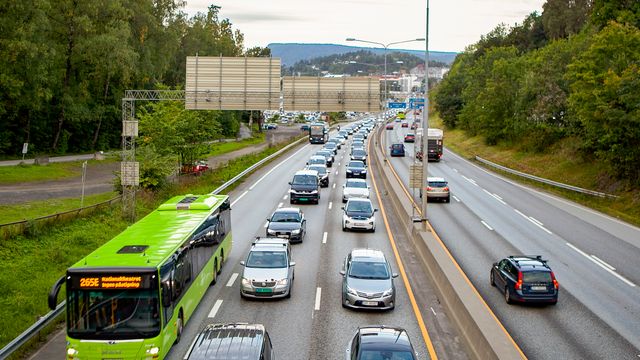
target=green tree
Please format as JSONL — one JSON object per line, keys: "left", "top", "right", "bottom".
{"left": 567, "top": 22, "right": 640, "bottom": 181}
{"left": 542, "top": 0, "right": 593, "bottom": 39}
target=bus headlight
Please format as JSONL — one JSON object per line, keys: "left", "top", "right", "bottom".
{"left": 146, "top": 346, "right": 160, "bottom": 359}
{"left": 67, "top": 348, "right": 78, "bottom": 359}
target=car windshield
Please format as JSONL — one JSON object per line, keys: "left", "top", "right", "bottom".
{"left": 316, "top": 151, "right": 330, "bottom": 157}
{"left": 325, "top": 143, "right": 336, "bottom": 148}
{"left": 353, "top": 150, "right": 366, "bottom": 157}
{"left": 246, "top": 251, "right": 288, "bottom": 268}
{"left": 392, "top": 144, "right": 404, "bottom": 150}
{"left": 271, "top": 212, "right": 301, "bottom": 222}
{"left": 428, "top": 181, "right": 447, "bottom": 188}
{"left": 523, "top": 271, "right": 552, "bottom": 283}
{"left": 347, "top": 200, "right": 372, "bottom": 213}
{"left": 348, "top": 161, "right": 365, "bottom": 168}
{"left": 309, "top": 166, "right": 327, "bottom": 175}
{"left": 346, "top": 181, "right": 367, "bottom": 189}
{"left": 349, "top": 261, "right": 389, "bottom": 280}
{"left": 309, "top": 158, "right": 325, "bottom": 164}
{"left": 359, "top": 350, "right": 415, "bottom": 360}
{"left": 293, "top": 174, "right": 317, "bottom": 185}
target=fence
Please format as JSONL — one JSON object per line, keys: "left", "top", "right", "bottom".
{"left": 475, "top": 156, "right": 618, "bottom": 199}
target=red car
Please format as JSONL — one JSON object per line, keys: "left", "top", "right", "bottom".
{"left": 401, "top": 122, "right": 409, "bottom": 128}
{"left": 181, "top": 160, "right": 209, "bottom": 175}
{"left": 385, "top": 124, "right": 394, "bottom": 130}
{"left": 404, "top": 133, "right": 415, "bottom": 143}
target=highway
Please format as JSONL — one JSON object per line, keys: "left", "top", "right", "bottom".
{"left": 162, "top": 125, "right": 469, "bottom": 359}
{"left": 383, "top": 114, "right": 640, "bottom": 359}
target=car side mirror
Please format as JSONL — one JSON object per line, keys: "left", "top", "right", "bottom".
{"left": 374, "top": 209, "right": 378, "bottom": 212}
{"left": 266, "top": 218, "right": 270, "bottom": 222}
{"left": 367, "top": 186, "right": 371, "bottom": 189}
{"left": 339, "top": 270, "right": 346, "bottom": 276}
{"left": 288, "top": 182, "right": 292, "bottom": 185}
{"left": 289, "top": 262, "right": 296, "bottom": 267}
{"left": 341, "top": 206, "right": 345, "bottom": 210}
{"left": 342, "top": 184, "right": 346, "bottom": 188}
{"left": 392, "top": 273, "right": 399, "bottom": 278}
{"left": 240, "top": 260, "right": 245, "bottom": 266}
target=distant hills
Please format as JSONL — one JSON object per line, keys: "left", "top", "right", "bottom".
{"left": 268, "top": 43, "right": 458, "bottom": 66}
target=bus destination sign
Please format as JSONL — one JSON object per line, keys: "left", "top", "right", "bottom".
{"left": 73, "top": 275, "right": 150, "bottom": 290}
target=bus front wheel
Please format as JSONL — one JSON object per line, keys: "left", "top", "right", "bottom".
{"left": 175, "top": 311, "right": 184, "bottom": 344}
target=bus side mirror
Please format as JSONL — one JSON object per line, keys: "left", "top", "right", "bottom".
{"left": 161, "top": 282, "right": 172, "bottom": 308}
{"left": 48, "top": 275, "right": 66, "bottom": 310}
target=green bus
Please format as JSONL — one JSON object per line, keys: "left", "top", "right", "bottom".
{"left": 48, "top": 194, "right": 232, "bottom": 360}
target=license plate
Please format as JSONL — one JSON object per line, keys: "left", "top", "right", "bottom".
{"left": 256, "top": 288, "right": 272, "bottom": 293}
{"left": 277, "top": 234, "right": 289, "bottom": 238}
{"left": 362, "top": 301, "right": 378, "bottom": 306}
{"left": 531, "top": 286, "right": 547, "bottom": 291}
{"left": 299, "top": 198, "right": 307, "bottom": 201}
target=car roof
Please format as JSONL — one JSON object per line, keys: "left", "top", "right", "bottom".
{"left": 309, "top": 155, "right": 325, "bottom": 160}
{"left": 272, "top": 207, "right": 301, "bottom": 214}
{"left": 350, "top": 248, "right": 386, "bottom": 262}
{"left": 345, "top": 178, "right": 367, "bottom": 184}
{"left": 347, "top": 160, "right": 365, "bottom": 165}
{"left": 508, "top": 256, "right": 551, "bottom": 271}
{"left": 427, "top": 177, "right": 446, "bottom": 182}
{"left": 347, "top": 198, "right": 371, "bottom": 205}
{"left": 187, "top": 323, "right": 266, "bottom": 360}
{"left": 357, "top": 326, "right": 413, "bottom": 351}
{"left": 295, "top": 169, "right": 318, "bottom": 176}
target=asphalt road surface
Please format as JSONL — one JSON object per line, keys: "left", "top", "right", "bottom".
{"left": 383, "top": 115, "right": 640, "bottom": 360}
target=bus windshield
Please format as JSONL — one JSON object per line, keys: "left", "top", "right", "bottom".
{"left": 67, "top": 289, "right": 161, "bottom": 340}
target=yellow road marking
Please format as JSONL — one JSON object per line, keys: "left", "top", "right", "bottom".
{"left": 369, "top": 136, "right": 439, "bottom": 360}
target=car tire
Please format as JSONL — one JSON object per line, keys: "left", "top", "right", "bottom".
{"left": 342, "top": 223, "right": 347, "bottom": 232}
{"left": 505, "top": 287, "right": 513, "bottom": 304}
{"left": 490, "top": 271, "right": 496, "bottom": 287}
{"left": 290, "top": 199, "right": 295, "bottom": 205}
{"left": 550, "top": 299, "right": 558, "bottom": 306}
{"left": 445, "top": 195, "right": 450, "bottom": 203}
{"left": 285, "top": 283, "right": 292, "bottom": 299}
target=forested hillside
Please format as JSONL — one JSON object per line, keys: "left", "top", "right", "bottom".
{"left": 433, "top": 0, "right": 640, "bottom": 184}
{"left": 0, "top": 2, "right": 268, "bottom": 157}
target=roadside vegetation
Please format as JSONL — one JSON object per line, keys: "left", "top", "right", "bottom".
{"left": 205, "top": 133, "right": 266, "bottom": 158}
{"left": 432, "top": 114, "right": 640, "bottom": 227}
{"left": 0, "top": 140, "right": 296, "bottom": 354}
{"left": 0, "top": 159, "right": 116, "bottom": 185}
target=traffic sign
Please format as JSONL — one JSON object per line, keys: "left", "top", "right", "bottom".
{"left": 388, "top": 102, "right": 406, "bottom": 109}
{"left": 409, "top": 98, "right": 425, "bottom": 109}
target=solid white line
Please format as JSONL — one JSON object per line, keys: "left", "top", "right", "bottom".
{"left": 231, "top": 191, "right": 249, "bottom": 207}
{"left": 491, "top": 193, "right": 507, "bottom": 205}
{"left": 430, "top": 307, "right": 436, "bottom": 316}
{"left": 249, "top": 144, "right": 309, "bottom": 190}
{"left": 328, "top": 201, "right": 333, "bottom": 210}
{"left": 226, "top": 273, "right": 239, "bottom": 287}
{"left": 208, "top": 299, "right": 223, "bottom": 318}
{"left": 452, "top": 195, "right": 460, "bottom": 202}
{"left": 333, "top": 183, "right": 336, "bottom": 189}
{"left": 591, "top": 255, "right": 616, "bottom": 271}
{"left": 322, "top": 232, "right": 328, "bottom": 244}
{"left": 283, "top": 195, "right": 288, "bottom": 200}
{"left": 278, "top": 202, "right": 283, "bottom": 208}
{"left": 314, "top": 287, "right": 322, "bottom": 310}
{"left": 482, "top": 189, "right": 493, "bottom": 196}
{"left": 462, "top": 175, "right": 478, "bottom": 186}
{"left": 492, "top": 193, "right": 503, "bottom": 200}
{"left": 453, "top": 168, "right": 458, "bottom": 172}
{"left": 566, "top": 242, "right": 636, "bottom": 287}
{"left": 264, "top": 221, "right": 269, "bottom": 228}
{"left": 514, "top": 209, "right": 528, "bottom": 219}
{"left": 529, "top": 216, "right": 544, "bottom": 226}
{"left": 481, "top": 220, "right": 494, "bottom": 231}
{"left": 515, "top": 209, "right": 552, "bottom": 234}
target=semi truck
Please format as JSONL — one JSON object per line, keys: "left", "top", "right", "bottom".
{"left": 416, "top": 128, "right": 443, "bottom": 162}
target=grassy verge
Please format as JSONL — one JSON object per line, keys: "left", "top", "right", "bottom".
{"left": 432, "top": 115, "right": 640, "bottom": 226}
{"left": 205, "top": 133, "right": 266, "bottom": 158}
{"left": 0, "top": 192, "right": 118, "bottom": 225}
{"left": 0, "top": 138, "right": 302, "bottom": 357}
{"left": 0, "top": 159, "right": 117, "bottom": 185}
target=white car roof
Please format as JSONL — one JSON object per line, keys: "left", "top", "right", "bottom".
{"left": 427, "top": 177, "right": 446, "bottom": 182}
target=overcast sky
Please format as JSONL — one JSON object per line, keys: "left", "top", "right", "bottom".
{"left": 183, "top": 0, "right": 546, "bottom": 53}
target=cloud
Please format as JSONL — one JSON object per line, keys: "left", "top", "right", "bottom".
{"left": 225, "top": 12, "right": 307, "bottom": 23}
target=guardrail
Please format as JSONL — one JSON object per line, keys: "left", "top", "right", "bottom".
{"left": 0, "top": 196, "right": 122, "bottom": 240}
{"left": 475, "top": 156, "right": 618, "bottom": 199}
{"left": 0, "top": 136, "right": 308, "bottom": 360}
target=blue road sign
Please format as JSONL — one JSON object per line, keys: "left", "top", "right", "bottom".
{"left": 388, "top": 102, "right": 406, "bottom": 109}
{"left": 409, "top": 98, "right": 425, "bottom": 109}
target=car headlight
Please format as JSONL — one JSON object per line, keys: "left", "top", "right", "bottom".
{"left": 346, "top": 169, "right": 353, "bottom": 173}
{"left": 276, "top": 278, "right": 288, "bottom": 286}
{"left": 267, "top": 229, "right": 276, "bottom": 234}
{"left": 241, "top": 278, "right": 251, "bottom": 286}
{"left": 289, "top": 189, "right": 297, "bottom": 194}
{"left": 291, "top": 229, "right": 300, "bottom": 234}
{"left": 361, "top": 169, "right": 367, "bottom": 173}
{"left": 346, "top": 286, "right": 358, "bottom": 296}
{"left": 382, "top": 288, "right": 393, "bottom": 297}
{"left": 310, "top": 189, "right": 318, "bottom": 194}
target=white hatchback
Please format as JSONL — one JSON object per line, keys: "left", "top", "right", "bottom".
{"left": 342, "top": 198, "right": 377, "bottom": 232}
{"left": 342, "top": 178, "right": 370, "bottom": 203}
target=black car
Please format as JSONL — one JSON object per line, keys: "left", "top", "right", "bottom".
{"left": 345, "top": 160, "right": 367, "bottom": 179}
{"left": 350, "top": 149, "right": 367, "bottom": 164}
{"left": 289, "top": 170, "right": 320, "bottom": 204}
{"left": 186, "top": 323, "right": 274, "bottom": 360}
{"left": 324, "top": 142, "right": 338, "bottom": 155}
{"left": 266, "top": 207, "right": 306, "bottom": 243}
{"left": 315, "top": 150, "right": 334, "bottom": 167}
{"left": 490, "top": 255, "right": 559, "bottom": 305}
{"left": 346, "top": 326, "right": 418, "bottom": 360}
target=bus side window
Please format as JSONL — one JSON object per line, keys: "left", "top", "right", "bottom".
{"left": 160, "top": 262, "right": 174, "bottom": 326}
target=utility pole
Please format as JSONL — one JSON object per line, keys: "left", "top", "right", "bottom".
{"left": 421, "top": 0, "right": 430, "bottom": 228}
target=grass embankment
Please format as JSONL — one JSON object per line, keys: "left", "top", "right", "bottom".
{"left": 0, "top": 192, "right": 118, "bottom": 224}
{"left": 432, "top": 115, "right": 640, "bottom": 226}
{"left": 0, "top": 159, "right": 116, "bottom": 184}
{"left": 0, "top": 140, "right": 296, "bottom": 355}
{"left": 205, "top": 133, "right": 265, "bottom": 157}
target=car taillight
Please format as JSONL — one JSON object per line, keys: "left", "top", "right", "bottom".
{"left": 515, "top": 271, "right": 523, "bottom": 290}
{"left": 443, "top": 187, "right": 449, "bottom": 191}
{"left": 426, "top": 186, "right": 433, "bottom": 191}
{"left": 551, "top": 271, "right": 559, "bottom": 290}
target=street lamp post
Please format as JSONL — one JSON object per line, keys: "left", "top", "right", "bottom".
{"left": 421, "top": 0, "right": 430, "bottom": 227}
{"left": 345, "top": 37, "right": 425, "bottom": 113}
